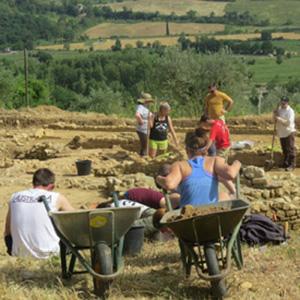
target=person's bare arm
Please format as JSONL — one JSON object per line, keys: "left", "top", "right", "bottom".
{"left": 168, "top": 117, "right": 179, "bottom": 147}
{"left": 204, "top": 97, "right": 209, "bottom": 116}
{"left": 4, "top": 206, "right": 11, "bottom": 236}
{"left": 222, "top": 93, "right": 234, "bottom": 113}
{"left": 135, "top": 112, "right": 144, "bottom": 125}
{"left": 204, "top": 139, "right": 213, "bottom": 152}
{"left": 57, "top": 194, "right": 74, "bottom": 211}
{"left": 218, "top": 176, "right": 236, "bottom": 195}
{"left": 214, "top": 157, "right": 241, "bottom": 181}
{"left": 156, "top": 162, "right": 183, "bottom": 191}
{"left": 149, "top": 113, "right": 154, "bottom": 128}
{"left": 225, "top": 98, "right": 234, "bottom": 112}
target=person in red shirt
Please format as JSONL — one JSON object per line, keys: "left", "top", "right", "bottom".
{"left": 198, "top": 115, "right": 230, "bottom": 159}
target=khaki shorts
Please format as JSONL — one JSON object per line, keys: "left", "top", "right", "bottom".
{"left": 217, "top": 148, "right": 230, "bottom": 161}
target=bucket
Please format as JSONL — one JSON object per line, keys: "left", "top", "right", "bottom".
{"left": 75, "top": 160, "right": 92, "bottom": 176}
{"left": 123, "top": 226, "right": 144, "bottom": 256}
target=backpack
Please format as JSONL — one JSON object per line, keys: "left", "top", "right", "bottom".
{"left": 239, "top": 214, "right": 287, "bottom": 246}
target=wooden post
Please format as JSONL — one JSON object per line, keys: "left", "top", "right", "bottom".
{"left": 24, "top": 48, "right": 29, "bottom": 107}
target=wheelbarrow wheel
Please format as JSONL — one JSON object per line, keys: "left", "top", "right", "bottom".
{"left": 93, "top": 243, "right": 113, "bottom": 299}
{"left": 204, "top": 243, "right": 227, "bottom": 299}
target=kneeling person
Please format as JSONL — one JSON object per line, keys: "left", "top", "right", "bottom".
{"left": 4, "top": 168, "right": 74, "bottom": 259}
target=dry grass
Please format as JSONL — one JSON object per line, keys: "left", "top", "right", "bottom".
{"left": 0, "top": 235, "right": 299, "bottom": 299}
{"left": 37, "top": 36, "right": 182, "bottom": 51}
{"left": 97, "top": 0, "right": 227, "bottom": 17}
{"left": 85, "top": 22, "right": 224, "bottom": 39}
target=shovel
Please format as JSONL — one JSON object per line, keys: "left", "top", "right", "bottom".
{"left": 264, "top": 119, "right": 277, "bottom": 171}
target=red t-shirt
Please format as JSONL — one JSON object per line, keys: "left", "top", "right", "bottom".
{"left": 125, "top": 188, "right": 164, "bottom": 209}
{"left": 210, "top": 120, "right": 230, "bottom": 149}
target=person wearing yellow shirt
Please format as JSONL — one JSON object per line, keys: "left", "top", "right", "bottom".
{"left": 204, "top": 83, "right": 234, "bottom": 121}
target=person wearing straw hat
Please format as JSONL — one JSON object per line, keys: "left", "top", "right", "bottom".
{"left": 135, "top": 92, "right": 154, "bottom": 156}
{"left": 149, "top": 102, "right": 179, "bottom": 158}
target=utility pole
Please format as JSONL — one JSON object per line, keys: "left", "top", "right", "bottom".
{"left": 24, "top": 48, "right": 29, "bottom": 107}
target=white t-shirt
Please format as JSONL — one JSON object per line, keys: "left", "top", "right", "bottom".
{"left": 10, "top": 188, "right": 60, "bottom": 259}
{"left": 136, "top": 104, "right": 150, "bottom": 134}
{"left": 276, "top": 106, "right": 296, "bottom": 138}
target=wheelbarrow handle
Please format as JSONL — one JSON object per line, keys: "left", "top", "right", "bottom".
{"left": 38, "top": 195, "right": 51, "bottom": 212}
{"left": 163, "top": 189, "right": 173, "bottom": 212}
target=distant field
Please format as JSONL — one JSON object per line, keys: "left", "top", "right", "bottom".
{"left": 226, "top": 0, "right": 300, "bottom": 26}
{"left": 214, "top": 32, "right": 300, "bottom": 41}
{"left": 98, "top": 0, "right": 227, "bottom": 16}
{"left": 37, "top": 36, "right": 181, "bottom": 51}
{"left": 37, "top": 31, "right": 300, "bottom": 52}
{"left": 85, "top": 22, "right": 224, "bottom": 39}
{"left": 248, "top": 56, "right": 300, "bottom": 83}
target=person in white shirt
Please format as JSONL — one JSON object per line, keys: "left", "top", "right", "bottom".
{"left": 135, "top": 92, "right": 154, "bottom": 156}
{"left": 4, "top": 168, "right": 74, "bottom": 259}
{"left": 273, "top": 96, "right": 297, "bottom": 171}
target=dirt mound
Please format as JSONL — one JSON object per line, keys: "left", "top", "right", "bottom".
{"left": 167, "top": 205, "right": 229, "bottom": 222}
{"left": 16, "top": 142, "right": 62, "bottom": 160}
{"left": 19, "top": 105, "right": 65, "bottom": 115}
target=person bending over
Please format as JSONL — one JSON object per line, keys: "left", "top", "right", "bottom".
{"left": 4, "top": 168, "right": 74, "bottom": 258}
{"left": 123, "top": 187, "right": 180, "bottom": 210}
{"left": 149, "top": 102, "right": 178, "bottom": 158}
{"left": 198, "top": 115, "right": 231, "bottom": 160}
{"left": 156, "top": 131, "right": 241, "bottom": 207}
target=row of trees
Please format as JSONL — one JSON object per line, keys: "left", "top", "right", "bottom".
{"left": 0, "top": 48, "right": 252, "bottom": 116}
{"left": 1, "top": 47, "right": 300, "bottom": 115}
{"left": 0, "top": 0, "right": 270, "bottom": 49}
{"left": 94, "top": 6, "right": 269, "bottom": 26}
{"left": 178, "top": 35, "right": 285, "bottom": 56}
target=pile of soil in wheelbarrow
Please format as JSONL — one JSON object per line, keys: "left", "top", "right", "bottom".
{"left": 167, "top": 205, "right": 229, "bottom": 222}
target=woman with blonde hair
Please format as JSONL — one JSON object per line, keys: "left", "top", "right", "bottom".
{"left": 149, "top": 102, "right": 178, "bottom": 158}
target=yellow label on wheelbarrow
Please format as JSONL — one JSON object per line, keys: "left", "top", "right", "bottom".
{"left": 89, "top": 216, "right": 107, "bottom": 228}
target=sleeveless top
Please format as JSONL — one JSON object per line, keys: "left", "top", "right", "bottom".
{"left": 178, "top": 157, "right": 218, "bottom": 207}
{"left": 149, "top": 115, "right": 169, "bottom": 141}
{"left": 10, "top": 188, "right": 60, "bottom": 258}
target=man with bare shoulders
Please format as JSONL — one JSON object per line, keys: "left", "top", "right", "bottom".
{"left": 4, "top": 168, "right": 74, "bottom": 258}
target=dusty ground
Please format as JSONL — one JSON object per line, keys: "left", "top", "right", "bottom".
{"left": 0, "top": 106, "right": 299, "bottom": 299}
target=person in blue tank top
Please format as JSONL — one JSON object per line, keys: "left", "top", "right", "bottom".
{"left": 156, "top": 131, "right": 241, "bottom": 207}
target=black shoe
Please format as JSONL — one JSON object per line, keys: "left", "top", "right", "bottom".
{"left": 285, "top": 166, "right": 295, "bottom": 172}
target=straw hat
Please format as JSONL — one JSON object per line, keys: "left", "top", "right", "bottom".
{"left": 137, "top": 92, "right": 155, "bottom": 104}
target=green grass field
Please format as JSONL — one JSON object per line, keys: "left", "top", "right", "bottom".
{"left": 226, "top": 0, "right": 300, "bottom": 26}
{"left": 248, "top": 55, "right": 300, "bottom": 83}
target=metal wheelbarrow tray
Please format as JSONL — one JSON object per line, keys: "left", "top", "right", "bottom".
{"left": 160, "top": 199, "right": 249, "bottom": 243}
{"left": 160, "top": 199, "right": 249, "bottom": 299}
{"left": 39, "top": 196, "right": 140, "bottom": 298}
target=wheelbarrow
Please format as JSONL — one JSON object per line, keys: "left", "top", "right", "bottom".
{"left": 39, "top": 195, "right": 140, "bottom": 298}
{"left": 160, "top": 199, "right": 249, "bottom": 299}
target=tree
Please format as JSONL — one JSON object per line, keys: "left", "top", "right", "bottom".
{"left": 276, "top": 55, "right": 283, "bottom": 65}
{"left": 261, "top": 31, "right": 272, "bottom": 41}
{"left": 166, "top": 20, "right": 170, "bottom": 36}
{"left": 111, "top": 38, "right": 122, "bottom": 51}
{"left": 36, "top": 51, "right": 53, "bottom": 65}
{"left": 136, "top": 40, "right": 144, "bottom": 48}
